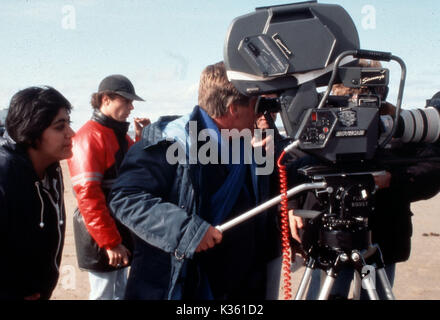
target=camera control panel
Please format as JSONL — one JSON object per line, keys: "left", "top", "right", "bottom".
{"left": 296, "top": 109, "right": 338, "bottom": 149}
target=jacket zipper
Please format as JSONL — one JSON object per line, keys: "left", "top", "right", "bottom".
{"left": 41, "top": 174, "right": 63, "bottom": 272}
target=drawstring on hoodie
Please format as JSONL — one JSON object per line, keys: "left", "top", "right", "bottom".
{"left": 34, "top": 168, "right": 64, "bottom": 271}
{"left": 56, "top": 167, "right": 64, "bottom": 226}
{"left": 35, "top": 168, "right": 65, "bottom": 228}
{"left": 35, "top": 181, "right": 45, "bottom": 228}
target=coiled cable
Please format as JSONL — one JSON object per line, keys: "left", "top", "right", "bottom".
{"left": 277, "top": 150, "right": 293, "bottom": 300}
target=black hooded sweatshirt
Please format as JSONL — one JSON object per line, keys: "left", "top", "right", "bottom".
{"left": 0, "top": 134, "right": 66, "bottom": 300}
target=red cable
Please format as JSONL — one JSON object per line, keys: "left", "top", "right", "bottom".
{"left": 277, "top": 150, "right": 293, "bottom": 300}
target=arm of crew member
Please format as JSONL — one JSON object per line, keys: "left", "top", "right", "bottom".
{"left": 374, "top": 171, "right": 392, "bottom": 189}
{"left": 403, "top": 146, "right": 440, "bottom": 201}
{"left": 0, "top": 175, "right": 40, "bottom": 299}
{"left": 134, "top": 117, "right": 151, "bottom": 141}
{"left": 68, "top": 133, "right": 123, "bottom": 250}
{"left": 288, "top": 210, "right": 304, "bottom": 243}
{"left": 195, "top": 226, "right": 223, "bottom": 252}
{"left": 109, "top": 142, "right": 212, "bottom": 259}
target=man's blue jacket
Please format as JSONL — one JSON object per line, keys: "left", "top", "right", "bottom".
{"left": 109, "top": 106, "right": 278, "bottom": 299}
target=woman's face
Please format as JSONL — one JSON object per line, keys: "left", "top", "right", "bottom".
{"left": 36, "top": 108, "right": 75, "bottom": 162}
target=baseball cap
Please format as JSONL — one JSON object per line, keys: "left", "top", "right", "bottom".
{"left": 98, "top": 74, "right": 145, "bottom": 101}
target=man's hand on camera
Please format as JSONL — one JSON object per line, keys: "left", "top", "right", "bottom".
{"left": 195, "top": 226, "right": 223, "bottom": 252}
{"left": 24, "top": 293, "right": 41, "bottom": 300}
{"left": 288, "top": 209, "right": 303, "bottom": 243}
{"left": 374, "top": 171, "right": 392, "bottom": 189}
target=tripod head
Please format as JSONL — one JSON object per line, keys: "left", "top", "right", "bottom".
{"left": 297, "top": 165, "right": 379, "bottom": 262}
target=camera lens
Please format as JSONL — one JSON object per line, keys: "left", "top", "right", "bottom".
{"left": 394, "top": 106, "right": 440, "bottom": 143}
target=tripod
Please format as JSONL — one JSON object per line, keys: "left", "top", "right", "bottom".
{"left": 295, "top": 236, "right": 395, "bottom": 300}
{"left": 215, "top": 166, "right": 396, "bottom": 300}
{"left": 287, "top": 165, "right": 396, "bottom": 300}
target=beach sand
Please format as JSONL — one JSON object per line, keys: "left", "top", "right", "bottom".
{"left": 51, "top": 160, "right": 440, "bottom": 300}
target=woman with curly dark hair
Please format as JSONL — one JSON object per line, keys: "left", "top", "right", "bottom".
{"left": 0, "top": 86, "right": 75, "bottom": 300}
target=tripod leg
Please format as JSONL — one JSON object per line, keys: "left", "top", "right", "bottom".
{"left": 352, "top": 251, "right": 379, "bottom": 300}
{"left": 362, "top": 273, "right": 379, "bottom": 300}
{"left": 317, "top": 273, "right": 336, "bottom": 300}
{"left": 352, "top": 271, "right": 361, "bottom": 300}
{"left": 295, "top": 266, "right": 314, "bottom": 300}
{"left": 316, "top": 253, "right": 349, "bottom": 300}
{"left": 377, "top": 268, "right": 395, "bottom": 300}
{"left": 371, "top": 245, "right": 395, "bottom": 300}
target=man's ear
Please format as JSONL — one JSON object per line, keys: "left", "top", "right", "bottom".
{"left": 101, "top": 94, "right": 111, "bottom": 107}
{"left": 228, "top": 102, "right": 238, "bottom": 117}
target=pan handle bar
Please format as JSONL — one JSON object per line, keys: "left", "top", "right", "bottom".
{"left": 216, "top": 182, "right": 327, "bottom": 233}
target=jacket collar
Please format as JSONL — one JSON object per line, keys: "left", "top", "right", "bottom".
{"left": 0, "top": 130, "right": 28, "bottom": 155}
{"left": 92, "top": 109, "right": 130, "bottom": 136}
{"left": 140, "top": 106, "right": 203, "bottom": 148}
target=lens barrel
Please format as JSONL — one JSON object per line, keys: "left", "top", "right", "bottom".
{"left": 392, "top": 106, "right": 440, "bottom": 143}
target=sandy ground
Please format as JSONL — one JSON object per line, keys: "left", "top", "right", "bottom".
{"left": 51, "top": 160, "right": 440, "bottom": 300}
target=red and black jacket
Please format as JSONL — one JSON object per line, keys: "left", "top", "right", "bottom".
{"left": 68, "top": 111, "right": 135, "bottom": 268}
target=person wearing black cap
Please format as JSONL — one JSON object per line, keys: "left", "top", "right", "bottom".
{"left": 67, "top": 74, "right": 149, "bottom": 300}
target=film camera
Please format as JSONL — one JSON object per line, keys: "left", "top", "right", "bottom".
{"left": 221, "top": 1, "right": 440, "bottom": 299}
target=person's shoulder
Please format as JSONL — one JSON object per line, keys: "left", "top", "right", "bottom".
{"left": 74, "top": 120, "right": 112, "bottom": 141}
{"left": 0, "top": 143, "right": 19, "bottom": 168}
{"left": 0, "top": 146, "right": 27, "bottom": 186}
{"left": 0, "top": 147, "right": 12, "bottom": 174}
{"left": 76, "top": 119, "right": 102, "bottom": 132}
{"left": 140, "top": 115, "right": 183, "bottom": 147}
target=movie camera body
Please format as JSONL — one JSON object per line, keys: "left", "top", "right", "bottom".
{"left": 222, "top": 1, "right": 440, "bottom": 299}
{"left": 223, "top": 0, "right": 440, "bottom": 214}
{"left": 225, "top": 1, "right": 408, "bottom": 162}
{"left": 224, "top": 0, "right": 388, "bottom": 234}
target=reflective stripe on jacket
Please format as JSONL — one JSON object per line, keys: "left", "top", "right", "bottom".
{"left": 68, "top": 115, "right": 134, "bottom": 249}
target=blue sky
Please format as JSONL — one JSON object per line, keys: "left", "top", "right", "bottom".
{"left": 1, "top": 0, "right": 439, "bottom": 131}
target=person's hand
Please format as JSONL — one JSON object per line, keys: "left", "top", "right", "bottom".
{"left": 134, "top": 117, "right": 151, "bottom": 139}
{"left": 24, "top": 293, "right": 41, "bottom": 300}
{"left": 288, "top": 209, "right": 303, "bottom": 243}
{"left": 106, "top": 243, "right": 131, "bottom": 267}
{"left": 195, "top": 226, "right": 223, "bottom": 253}
{"left": 380, "top": 102, "right": 396, "bottom": 117}
{"left": 251, "top": 133, "right": 274, "bottom": 154}
{"left": 373, "top": 171, "right": 391, "bottom": 189}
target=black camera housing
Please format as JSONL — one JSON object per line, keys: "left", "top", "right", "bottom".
{"left": 224, "top": 1, "right": 406, "bottom": 164}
